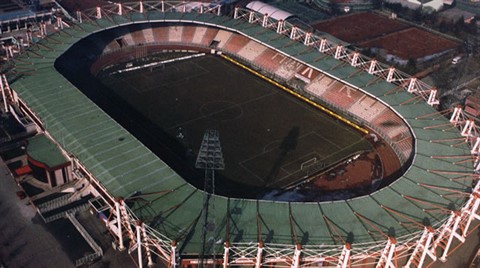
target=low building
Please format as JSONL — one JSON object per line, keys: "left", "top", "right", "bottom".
{"left": 465, "top": 92, "right": 480, "bottom": 117}
{"left": 26, "top": 134, "right": 72, "bottom": 188}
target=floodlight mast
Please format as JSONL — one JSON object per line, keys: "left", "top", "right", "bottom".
{"left": 195, "top": 130, "right": 225, "bottom": 268}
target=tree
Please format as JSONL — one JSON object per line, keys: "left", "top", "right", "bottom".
{"left": 466, "top": 17, "right": 478, "bottom": 35}
{"left": 412, "top": 7, "right": 423, "bottom": 22}
{"left": 405, "top": 58, "right": 417, "bottom": 75}
{"left": 424, "top": 11, "right": 438, "bottom": 27}
{"left": 431, "top": 64, "right": 454, "bottom": 90}
{"left": 438, "top": 20, "right": 449, "bottom": 33}
{"left": 371, "top": 0, "right": 382, "bottom": 9}
{"left": 383, "top": 2, "right": 403, "bottom": 13}
{"left": 453, "top": 17, "right": 466, "bottom": 35}
{"left": 328, "top": 0, "right": 340, "bottom": 15}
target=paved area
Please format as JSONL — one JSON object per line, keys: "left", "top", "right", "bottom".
{"left": 76, "top": 211, "right": 138, "bottom": 268}
{"left": 0, "top": 157, "right": 138, "bottom": 268}
{"left": 0, "top": 160, "right": 74, "bottom": 268}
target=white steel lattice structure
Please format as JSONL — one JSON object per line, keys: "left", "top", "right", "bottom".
{"left": 233, "top": 7, "right": 440, "bottom": 107}
{"left": 5, "top": 1, "right": 480, "bottom": 267}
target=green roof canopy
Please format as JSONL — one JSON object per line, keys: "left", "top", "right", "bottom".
{"left": 27, "top": 134, "right": 68, "bottom": 169}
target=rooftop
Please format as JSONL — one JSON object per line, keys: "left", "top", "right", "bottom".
{"left": 27, "top": 134, "right": 68, "bottom": 169}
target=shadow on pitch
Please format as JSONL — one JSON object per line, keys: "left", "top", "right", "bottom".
{"left": 264, "top": 127, "right": 300, "bottom": 185}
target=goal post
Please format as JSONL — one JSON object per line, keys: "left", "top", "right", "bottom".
{"left": 300, "top": 157, "right": 317, "bottom": 170}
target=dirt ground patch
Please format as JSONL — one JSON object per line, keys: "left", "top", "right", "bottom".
{"left": 358, "top": 27, "right": 460, "bottom": 60}
{"left": 313, "top": 12, "right": 460, "bottom": 60}
{"left": 313, "top": 12, "right": 410, "bottom": 43}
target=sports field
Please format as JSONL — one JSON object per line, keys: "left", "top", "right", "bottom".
{"left": 96, "top": 54, "right": 372, "bottom": 197}
{"left": 313, "top": 12, "right": 460, "bottom": 60}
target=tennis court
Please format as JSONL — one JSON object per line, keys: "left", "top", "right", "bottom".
{"left": 96, "top": 54, "right": 372, "bottom": 197}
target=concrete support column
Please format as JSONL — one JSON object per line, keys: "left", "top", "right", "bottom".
{"left": 472, "top": 137, "right": 480, "bottom": 155}
{"left": 118, "top": 3, "right": 123, "bottom": 15}
{"left": 0, "top": 75, "right": 8, "bottom": 112}
{"left": 461, "top": 118, "right": 475, "bottom": 137}
{"left": 368, "top": 60, "right": 377, "bottom": 74}
{"left": 439, "top": 211, "right": 464, "bottom": 262}
{"left": 76, "top": 11, "right": 82, "bottom": 23}
{"left": 334, "top": 45, "right": 343, "bottom": 59}
{"left": 276, "top": 20, "right": 284, "bottom": 33}
{"left": 262, "top": 13, "right": 268, "bottom": 28}
{"left": 255, "top": 241, "right": 263, "bottom": 268}
{"left": 248, "top": 11, "right": 255, "bottom": 23}
{"left": 351, "top": 52, "right": 359, "bottom": 66}
{"left": 136, "top": 221, "right": 143, "bottom": 268}
{"left": 96, "top": 6, "right": 102, "bottom": 19}
{"left": 291, "top": 243, "right": 301, "bottom": 268}
{"left": 290, "top": 26, "right": 297, "bottom": 40}
{"left": 140, "top": 222, "right": 153, "bottom": 266}
{"left": 428, "top": 89, "right": 439, "bottom": 106}
{"left": 319, "top": 38, "right": 327, "bottom": 53}
{"left": 115, "top": 198, "right": 125, "bottom": 250}
{"left": 386, "top": 67, "right": 395, "bottom": 82}
{"left": 407, "top": 77, "right": 417, "bottom": 93}
{"left": 304, "top": 32, "right": 312, "bottom": 46}
{"left": 170, "top": 240, "right": 177, "bottom": 268}
{"left": 233, "top": 7, "right": 239, "bottom": 19}
{"left": 450, "top": 105, "right": 462, "bottom": 123}
{"left": 223, "top": 241, "right": 229, "bottom": 268}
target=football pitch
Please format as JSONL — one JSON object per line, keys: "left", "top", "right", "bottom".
{"left": 97, "top": 54, "right": 372, "bottom": 197}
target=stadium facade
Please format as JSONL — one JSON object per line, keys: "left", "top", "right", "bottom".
{"left": 4, "top": 1, "right": 480, "bottom": 267}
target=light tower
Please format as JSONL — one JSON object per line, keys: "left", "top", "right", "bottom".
{"left": 195, "top": 130, "right": 225, "bottom": 267}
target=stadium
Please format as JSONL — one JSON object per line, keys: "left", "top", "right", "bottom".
{"left": 4, "top": 1, "right": 480, "bottom": 267}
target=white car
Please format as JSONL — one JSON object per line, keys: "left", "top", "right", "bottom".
{"left": 452, "top": 56, "right": 462, "bottom": 64}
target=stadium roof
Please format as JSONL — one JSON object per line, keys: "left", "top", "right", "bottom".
{"left": 246, "top": 1, "right": 295, "bottom": 21}
{"left": 10, "top": 7, "right": 474, "bottom": 255}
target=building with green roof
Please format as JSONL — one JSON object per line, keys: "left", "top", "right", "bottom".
{"left": 26, "top": 134, "right": 71, "bottom": 187}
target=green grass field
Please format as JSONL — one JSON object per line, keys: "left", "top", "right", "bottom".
{"left": 97, "top": 54, "right": 372, "bottom": 196}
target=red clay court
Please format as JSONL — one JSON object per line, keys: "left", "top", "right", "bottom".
{"left": 313, "top": 12, "right": 460, "bottom": 60}
{"left": 358, "top": 27, "right": 460, "bottom": 60}
{"left": 313, "top": 13, "right": 409, "bottom": 43}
